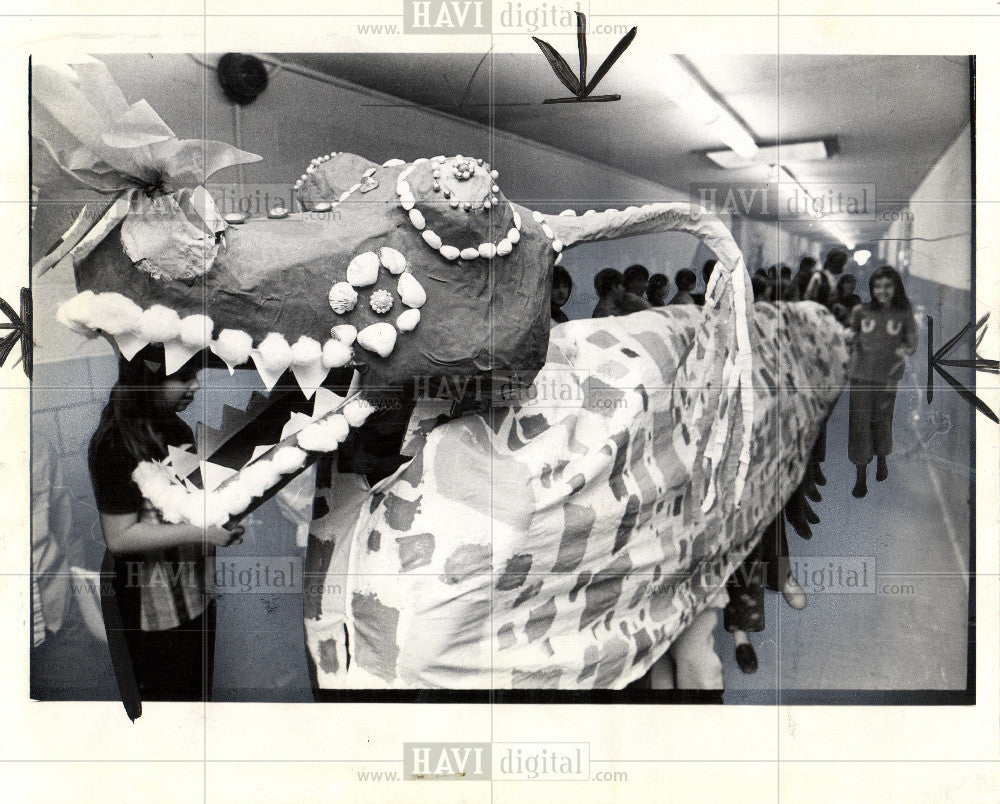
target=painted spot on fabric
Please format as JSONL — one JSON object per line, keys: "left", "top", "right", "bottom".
{"left": 318, "top": 638, "right": 339, "bottom": 674}
{"left": 525, "top": 597, "right": 557, "bottom": 643}
{"left": 613, "top": 494, "right": 641, "bottom": 554}
{"left": 351, "top": 592, "right": 400, "bottom": 683}
{"left": 567, "top": 473, "right": 586, "bottom": 495}
{"left": 396, "top": 533, "right": 435, "bottom": 572}
{"left": 497, "top": 622, "right": 516, "bottom": 650}
{"left": 551, "top": 503, "right": 595, "bottom": 574}
{"left": 577, "top": 644, "right": 599, "bottom": 682}
{"left": 584, "top": 377, "right": 625, "bottom": 415}
{"left": 368, "top": 530, "right": 381, "bottom": 552}
{"left": 585, "top": 330, "right": 618, "bottom": 348}
{"left": 569, "top": 571, "right": 592, "bottom": 603}
{"left": 593, "top": 637, "right": 630, "bottom": 688}
{"left": 440, "top": 543, "right": 492, "bottom": 585}
{"left": 303, "top": 533, "right": 336, "bottom": 620}
{"left": 496, "top": 553, "right": 532, "bottom": 590}
{"left": 513, "top": 580, "right": 543, "bottom": 608}
{"left": 383, "top": 493, "right": 422, "bottom": 531}
{"left": 579, "top": 553, "right": 631, "bottom": 630}
{"left": 369, "top": 491, "right": 385, "bottom": 514}
{"left": 519, "top": 413, "right": 550, "bottom": 440}
{"left": 608, "top": 429, "right": 630, "bottom": 500}
{"left": 512, "top": 668, "right": 562, "bottom": 688}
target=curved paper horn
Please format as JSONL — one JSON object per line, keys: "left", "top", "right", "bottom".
{"left": 538, "top": 203, "right": 755, "bottom": 509}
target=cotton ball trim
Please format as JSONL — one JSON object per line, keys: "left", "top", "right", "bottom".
{"left": 271, "top": 446, "right": 308, "bottom": 475}
{"left": 328, "top": 282, "right": 358, "bottom": 314}
{"left": 216, "top": 482, "right": 253, "bottom": 518}
{"left": 93, "top": 293, "right": 143, "bottom": 335}
{"left": 296, "top": 414, "right": 351, "bottom": 452}
{"left": 322, "top": 338, "right": 353, "bottom": 369}
{"left": 140, "top": 305, "right": 183, "bottom": 342}
{"left": 291, "top": 336, "right": 323, "bottom": 367}
{"left": 258, "top": 333, "right": 293, "bottom": 373}
{"left": 343, "top": 398, "right": 375, "bottom": 428}
{"left": 184, "top": 492, "right": 231, "bottom": 529}
{"left": 179, "top": 314, "right": 214, "bottom": 348}
{"left": 240, "top": 461, "right": 282, "bottom": 498}
{"left": 213, "top": 329, "right": 253, "bottom": 367}
{"left": 56, "top": 291, "right": 99, "bottom": 335}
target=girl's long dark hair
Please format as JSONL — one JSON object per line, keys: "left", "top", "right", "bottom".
{"left": 91, "top": 347, "right": 192, "bottom": 465}
{"left": 869, "top": 265, "right": 912, "bottom": 311}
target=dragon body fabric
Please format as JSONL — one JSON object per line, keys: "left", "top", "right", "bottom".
{"left": 306, "top": 302, "right": 847, "bottom": 689}
{"left": 36, "top": 61, "right": 849, "bottom": 691}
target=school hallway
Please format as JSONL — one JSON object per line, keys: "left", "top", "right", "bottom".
{"left": 719, "top": 311, "right": 973, "bottom": 700}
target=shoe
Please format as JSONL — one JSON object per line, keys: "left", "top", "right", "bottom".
{"left": 735, "top": 643, "right": 759, "bottom": 674}
{"left": 852, "top": 479, "right": 868, "bottom": 498}
{"left": 814, "top": 465, "right": 827, "bottom": 486}
{"left": 876, "top": 457, "right": 888, "bottom": 482}
{"left": 781, "top": 574, "right": 807, "bottom": 610}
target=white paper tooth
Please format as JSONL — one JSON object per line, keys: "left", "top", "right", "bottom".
{"left": 495, "top": 238, "right": 512, "bottom": 256}
{"left": 422, "top": 229, "right": 443, "bottom": 250}
{"left": 408, "top": 209, "right": 426, "bottom": 230}
{"left": 512, "top": 210, "right": 521, "bottom": 229}
{"left": 478, "top": 242, "right": 497, "bottom": 259}
{"left": 507, "top": 227, "right": 520, "bottom": 244}
{"left": 397, "top": 272, "right": 427, "bottom": 308}
{"left": 400, "top": 193, "right": 415, "bottom": 211}
{"left": 379, "top": 247, "right": 407, "bottom": 274}
{"left": 346, "top": 252, "right": 380, "bottom": 287}
{"left": 330, "top": 324, "right": 358, "bottom": 345}
{"left": 356, "top": 323, "right": 397, "bottom": 358}
{"left": 460, "top": 247, "right": 480, "bottom": 261}
{"left": 439, "top": 245, "right": 460, "bottom": 261}
{"left": 396, "top": 308, "right": 421, "bottom": 332}
{"left": 552, "top": 239, "right": 564, "bottom": 253}
{"left": 541, "top": 223, "right": 555, "bottom": 239}
{"left": 382, "top": 158, "right": 406, "bottom": 167}
{"left": 311, "top": 202, "right": 332, "bottom": 213}
{"left": 328, "top": 282, "right": 359, "bottom": 313}
{"left": 560, "top": 209, "right": 577, "bottom": 216}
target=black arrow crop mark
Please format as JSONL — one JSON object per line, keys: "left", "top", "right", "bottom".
{"left": 926, "top": 313, "right": 998, "bottom": 423}
{"left": 0, "top": 288, "right": 31, "bottom": 380}
{"left": 533, "top": 12, "right": 637, "bottom": 104}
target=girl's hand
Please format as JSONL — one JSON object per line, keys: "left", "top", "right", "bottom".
{"left": 206, "top": 523, "right": 244, "bottom": 547}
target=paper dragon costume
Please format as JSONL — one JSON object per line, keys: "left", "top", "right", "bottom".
{"left": 34, "top": 61, "right": 848, "bottom": 690}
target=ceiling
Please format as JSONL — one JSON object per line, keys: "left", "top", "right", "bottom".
{"left": 280, "top": 51, "right": 971, "bottom": 248}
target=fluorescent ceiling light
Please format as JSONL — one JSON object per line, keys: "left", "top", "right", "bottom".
{"left": 657, "top": 56, "right": 759, "bottom": 160}
{"left": 707, "top": 140, "right": 830, "bottom": 170}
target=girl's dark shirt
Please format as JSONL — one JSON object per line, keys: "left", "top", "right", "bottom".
{"left": 88, "top": 413, "right": 208, "bottom": 632}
